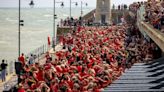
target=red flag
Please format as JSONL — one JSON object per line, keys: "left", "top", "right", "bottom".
{"left": 48, "top": 36, "right": 51, "bottom": 46}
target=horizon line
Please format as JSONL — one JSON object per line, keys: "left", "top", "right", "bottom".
{"left": 0, "top": 7, "right": 95, "bottom": 8}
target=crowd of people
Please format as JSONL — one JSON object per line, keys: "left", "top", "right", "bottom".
{"left": 1, "top": 1, "right": 163, "bottom": 92}
{"left": 16, "top": 24, "right": 129, "bottom": 92}
{"left": 15, "top": 21, "right": 161, "bottom": 92}
{"left": 59, "top": 17, "right": 94, "bottom": 27}
{"left": 10, "top": 1, "right": 163, "bottom": 91}
{"left": 129, "top": 2, "right": 142, "bottom": 13}
{"left": 129, "top": 0, "right": 164, "bottom": 32}
{"left": 112, "top": 4, "right": 128, "bottom": 10}
{"left": 144, "top": 0, "right": 164, "bottom": 32}
{"left": 59, "top": 17, "right": 80, "bottom": 27}
{"left": 125, "top": 25, "right": 161, "bottom": 66}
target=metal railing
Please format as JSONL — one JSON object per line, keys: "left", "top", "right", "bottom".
{"left": 26, "top": 44, "right": 49, "bottom": 62}
{"left": 0, "top": 43, "right": 49, "bottom": 80}
{"left": 0, "top": 43, "right": 50, "bottom": 91}
{"left": 2, "top": 28, "right": 64, "bottom": 91}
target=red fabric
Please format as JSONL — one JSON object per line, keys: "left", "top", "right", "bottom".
{"left": 72, "top": 47, "right": 76, "bottom": 51}
{"left": 36, "top": 70, "right": 44, "bottom": 81}
{"left": 55, "top": 66, "right": 62, "bottom": 72}
{"left": 67, "top": 80, "right": 73, "bottom": 89}
{"left": 67, "top": 88, "right": 72, "bottom": 92}
{"left": 77, "top": 66, "right": 82, "bottom": 72}
{"left": 70, "top": 38, "right": 73, "bottom": 44}
{"left": 44, "top": 63, "right": 51, "bottom": 70}
{"left": 68, "top": 57, "right": 75, "bottom": 64}
{"left": 77, "top": 26, "right": 81, "bottom": 33}
{"left": 18, "top": 56, "right": 25, "bottom": 66}
{"left": 63, "top": 68, "right": 68, "bottom": 73}
{"left": 51, "top": 85, "right": 58, "bottom": 92}
{"left": 95, "top": 89, "right": 101, "bottom": 92}
{"left": 18, "top": 88, "right": 25, "bottom": 92}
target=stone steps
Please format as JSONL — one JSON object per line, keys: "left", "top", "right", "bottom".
{"left": 102, "top": 57, "right": 164, "bottom": 92}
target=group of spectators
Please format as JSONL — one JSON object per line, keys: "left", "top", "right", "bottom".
{"left": 129, "top": 0, "right": 164, "bottom": 32}
{"left": 125, "top": 25, "right": 161, "bottom": 67}
{"left": 59, "top": 17, "right": 83, "bottom": 27}
{"left": 12, "top": 1, "right": 163, "bottom": 91}
{"left": 15, "top": 22, "right": 161, "bottom": 92}
{"left": 144, "top": 0, "right": 164, "bottom": 32}
{"left": 129, "top": 2, "right": 143, "bottom": 13}
{"left": 112, "top": 4, "right": 128, "bottom": 10}
{"left": 16, "top": 24, "right": 134, "bottom": 92}
{"left": 59, "top": 17, "right": 94, "bottom": 27}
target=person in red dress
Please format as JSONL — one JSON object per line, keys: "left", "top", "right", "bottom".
{"left": 18, "top": 53, "right": 25, "bottom": 66}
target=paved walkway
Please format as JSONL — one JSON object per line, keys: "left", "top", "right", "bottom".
{"left": 0, "top": 74, "right": 17, "bottom": 91}
{"left": 0, "top": 44, "right": 64, "bottom": 91}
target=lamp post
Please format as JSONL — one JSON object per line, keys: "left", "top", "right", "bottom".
{"left": 53, "top": 0, "right": 64, "bottom": 51}
{"left": 17, "top": 0, "right": 34, "bottom": 84}
{"left": 69, "top": 0, "right": 78, "bottom": 18}
{"left": 69, "top": 0, "right": 78, "bottom": 29}
{"left": 18, "top": 0, "right": 34, "bottom": 57}
{"left": 80, "top": 1, "right": 88, "bottom": 17}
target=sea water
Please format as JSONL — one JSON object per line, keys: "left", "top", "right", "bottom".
{"left": 0, "top": 7, "right": 94, "bottom": 61}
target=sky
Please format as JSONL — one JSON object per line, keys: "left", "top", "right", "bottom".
{"left": 0, "top": 0, "right": 147, "bottom": 8}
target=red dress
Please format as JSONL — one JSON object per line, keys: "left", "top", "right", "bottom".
{"left": 36, "top": 70, "right": 44, "bottom": 81}
{"left": 18, "top": 56, "right": 25, "bottom": 66}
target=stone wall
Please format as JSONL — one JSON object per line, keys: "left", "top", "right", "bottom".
{"left": 57, "top": 27, "right": 71, "bottom": 36}
{"left": 111, "top": 9, "right": 129, "bottom": 24}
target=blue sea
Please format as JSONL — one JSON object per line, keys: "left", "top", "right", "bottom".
{"left": 0, "top": 7, "right": 94, "bottom": 61}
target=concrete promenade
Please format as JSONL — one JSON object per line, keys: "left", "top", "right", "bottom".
{"left": 0, "top": 44, "right": 64, "bottom": 91}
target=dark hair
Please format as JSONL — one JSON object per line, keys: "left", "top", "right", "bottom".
{"left": 2, "top": 59, "right": 5, "bottom": 63}
{"left": 60, "top": 85, "right": 67, "bottom": 92}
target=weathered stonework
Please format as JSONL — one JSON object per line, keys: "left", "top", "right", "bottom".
{"left": 95, "top": 0, "right": 111, "bottom": 24}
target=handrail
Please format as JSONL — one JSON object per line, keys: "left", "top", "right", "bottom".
{"left": 26, "top": 44, "right": 48, "bottom": 62}
{"left": 137, "top": 6, "right": 164, "bottom": 52}
{"left": 2, "top": 42, "right": 52, "bottom": 91}
{"left": 139, "top": 22, "right": 164, "bottom": 52}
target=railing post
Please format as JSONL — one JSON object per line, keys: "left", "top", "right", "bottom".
{"left": 37, "top": 47, "right": 39, "bottom": 57}
{"left": 6, "top": 60, "right": 9, "bottom": 76}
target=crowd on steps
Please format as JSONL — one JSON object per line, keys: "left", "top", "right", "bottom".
{"left": 129, "top": 0, "right": 164, "bottom": 32}
{"left": 14, "top": 22, "right": 161, "bottom": 92}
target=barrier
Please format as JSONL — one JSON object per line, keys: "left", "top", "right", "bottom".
{"left": 137, "top": 6, "right": 164, "bottom": 52}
